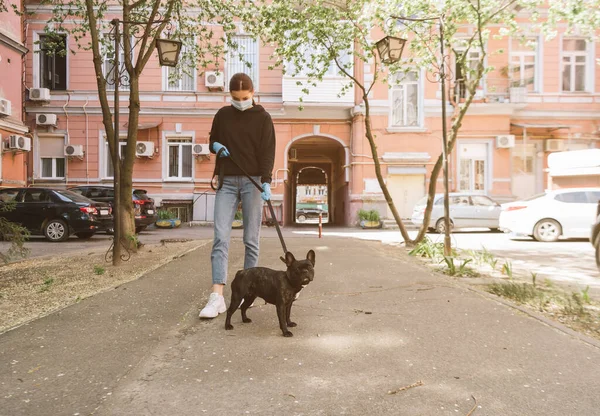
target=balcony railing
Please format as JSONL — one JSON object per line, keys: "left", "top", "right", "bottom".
{"left": 483, "top": 78, "right": 528, "bottom": 104}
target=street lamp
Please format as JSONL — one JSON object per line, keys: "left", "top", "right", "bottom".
{"left": 156, "top": 38, "right": 182, "bottom": 67}
{"left": 108, "top": 19, "right": 181, "bottom": 265}
{"left": 376, "top": 16, "right": 452, "bottom": 256}
{"left": 375, "top": 36, "right": 407, "bottom": 65}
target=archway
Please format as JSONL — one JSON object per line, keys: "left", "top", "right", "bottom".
{"left": 284, "top": 135, "right": 348, "bottom": 226}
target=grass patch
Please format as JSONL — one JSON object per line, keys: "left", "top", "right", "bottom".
{"left": 438, "top": 256, "right": 479, "bottom": 278}
{"left": 93, "top": 265, "right": 106, "bottom": 276}
{"left": 488, "top": 282, "right": 540, "bottom": 304}
{"left": 39, "top": 278, "right": 54, "bottom": 293}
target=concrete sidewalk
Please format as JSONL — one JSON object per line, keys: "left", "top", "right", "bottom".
{"left": 1, "top": 236, "right": 599, "bottom": 415}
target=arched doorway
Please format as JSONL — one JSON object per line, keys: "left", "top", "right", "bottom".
{"left": 284, "top": 135, "right": 348, "bottom": 226}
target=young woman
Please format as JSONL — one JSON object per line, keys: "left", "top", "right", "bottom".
{"left": 199, "top": 73, "right": 276, "bottom": 319}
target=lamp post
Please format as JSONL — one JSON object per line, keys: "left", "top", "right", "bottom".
{"left": 376, "top": 15, "right": 452, "bottom": 256}
{"left": 108, "top": 19, "right": 182, "bottom": 265}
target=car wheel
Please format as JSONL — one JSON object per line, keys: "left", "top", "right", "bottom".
{"left": 135, "top": 226, "right": 147, "bottom": 234}
{"left": 44, "top": 219, "right": 69, "bottom": 242}
{"left": 533, "top": 219, "right": 561, "bottom": 242}
{"left": 76, "top": 232, "right": 95, "bottom": 239}
{"left": 435, "top": 218, "right": 453, "bottom": 234}
{"left": 297, "top": 215, "right": 307, "bottom": 223}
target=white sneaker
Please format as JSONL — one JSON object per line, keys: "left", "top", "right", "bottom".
{"left": 199, "top": 293, "right": 227, "bottom": 319}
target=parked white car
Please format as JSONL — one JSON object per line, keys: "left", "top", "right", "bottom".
{"left": 499, "top": 188, "right": 600, "bottom": 242}
{"left": 411, "top": 193, "right": 502, "bottom": 233}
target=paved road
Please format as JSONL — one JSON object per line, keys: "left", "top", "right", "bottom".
{"left": 2, "top": 237, "right": 600, "bottom": 416}
{"left": 292, "top": 228, "right": 600, "bottom": 291}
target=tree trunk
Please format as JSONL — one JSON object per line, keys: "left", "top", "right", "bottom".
{"left": 119, "top": 72, "right": 141, "bottom": 252}
{"left": 361, "top": 95, "right": 413, "bottom": 244}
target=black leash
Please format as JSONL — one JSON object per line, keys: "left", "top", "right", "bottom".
{"left": 211, "top": 148, "right": 288, "bottom": 256}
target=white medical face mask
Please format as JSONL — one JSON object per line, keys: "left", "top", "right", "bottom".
{"left": 232, "top": 98, "right": 253, "bottom": 111}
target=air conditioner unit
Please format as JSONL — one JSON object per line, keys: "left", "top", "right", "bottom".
{"left": 7, "top": 135, "right": 31, "bottom": 151}
{"left": 496, "top": 134, "right": 515, "bottom": 149}
{"left": 192, "top": 143, "right": 210, "bottom": 156}
{"left": 0, "top": 98, "right": 11, "bottom": 117}
{"left": 205, "top": 71, "right": 225, "bottom": 90}
{"left": 545, "top": 139, "right": 565, "bottom": 152}
{"left": 36, "top": 113, "right": 57, "bottom": 126}
{"left": 135, "top": 141, "right": 154, "bottom": 157}
{"left": 64, "top": 144, "right": 84, "bottom": 157}
{"left": 289, "top": 148, "right": 298, "bottom": 161}
{"left": 29, "top": 88, "right": 51, "bottom": 102}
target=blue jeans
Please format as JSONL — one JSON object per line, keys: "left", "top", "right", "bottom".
{"left": 211, "top": 176, "right": 263, "bottom": 285}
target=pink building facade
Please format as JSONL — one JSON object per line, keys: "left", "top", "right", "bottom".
{"left": 13, "top": 5, "right": 600, "bottom": 226}
{"left": 0, "top": 0, "right": 29, "bottom": 188}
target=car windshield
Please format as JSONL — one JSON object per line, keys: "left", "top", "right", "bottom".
{"left": 54, "top": 190, "right": 93, "bottom": 203}
{"left": 416, "top": 196, "right": 429, "bottom": 206}
{"left": 133, "top": 189, "right": 151, "bottom": 201}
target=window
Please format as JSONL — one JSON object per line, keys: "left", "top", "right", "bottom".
{"left": 587, "top": 191, "right": 600, "bottom": 204}
{"left": 167, "top": 138, "right": 193, "bottom": 179}
{"left": 39, "top": 34, "right": 67, "bottom": 90}
{"left": 450, "top": 196, "right": 471, "bottom": 206}
{"left": 390, "top": 71, "right": 420, "bottom": 128}
{"left": 22, "top": 189, "right": 52, "bottom": 203}
{"left": 472, "top": 195, "right": 497, "bottom": 206}
{"left": 458, "top": 143, "right": 488, "bottom": 193}
{"left": 455, "top": 45, "right": 483, "bottom": 100}
{"left": 562, "top": 39, "right": 589, "bottom": 92}
{"left": 164, "top": 45, "right": 196, "bottom": 91}
{"left": 227, "top": 35, "right": 259, "bottom": 90}
{"left": 0, "top": 189, "right": 19, "bottom": 202}
{"left": 39, "top": 136, "right": 66, "bottom": 179}
{"left": 510, "top": 37, "right": 538, "bottom": 92}
{"left": 555, "top": 192, "right": 587, "bottom": 203}
{"left": 105, "top": 140, "right": 127, "bottom": 178}
{"left": 104, "top": 35, "right": 134, "bottom": 90}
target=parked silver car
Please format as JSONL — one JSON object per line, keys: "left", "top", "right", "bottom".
{"left": 411, "top": 193, "right": 502, "bottom": 233}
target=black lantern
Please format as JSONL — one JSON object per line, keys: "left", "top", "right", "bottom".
{"left": 375, "top": 36, "right": 407, "bottom": 64}
{"left": 156, "top": 38, "right": 183, "bottom": 67}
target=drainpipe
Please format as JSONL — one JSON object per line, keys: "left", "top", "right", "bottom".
{"left": 82, "top": 97, "right": 89, "bottom": 183}
{"left": 62, "top": 93, "right": 71, "bottom": 185}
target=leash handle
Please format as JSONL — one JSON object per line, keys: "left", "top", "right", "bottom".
{"left": 211, "top": 149, "right": 288, "bottom": 256}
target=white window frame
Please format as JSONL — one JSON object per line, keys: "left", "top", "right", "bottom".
{"left": 456, "top": 140, "right": 494, "bottom": 195}
{"left": 226, "top": 34, "right": 259, "bottom": 91}
{"left": 99, "top": 131, "right": 127, "bottom": 179}
{"left": 33, "top": 31, "right": 70, "bottom": 90}
{"left": 162, "top": 131, "right": 195, "bottom": 182}
{"left": 509, "top": 36, "right": 541, "bottom": 93}
{"left": 453, "top": 41, "right": 485, "bottom": 100}
{"left": 36, "top": 133, "right": 67, "bottom": 180}
{"left": 162, "top": 44, "right": 197, "bottom": 92}
{"left": 388, "top": 69, "right": 424, "bottom": 130}
{"left": 560, "top": 37, "right": 594, "bottom": 93}
{"left": 103, "top": 35, "right": 135, "bottom": 91}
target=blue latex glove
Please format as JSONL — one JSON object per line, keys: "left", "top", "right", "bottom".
{"left": 261, "top": 183, "right": 271, "bottom": 201}
{"left": 212, "top": 142, "right": 230, "bottom": 157}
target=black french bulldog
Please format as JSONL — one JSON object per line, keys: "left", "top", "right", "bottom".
{"left": 225, "top": 250, "right": 316, "bottom": 337}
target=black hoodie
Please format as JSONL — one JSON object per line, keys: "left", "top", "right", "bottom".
{"left": 209, "top": 104, "right": 276, "bottom": 184}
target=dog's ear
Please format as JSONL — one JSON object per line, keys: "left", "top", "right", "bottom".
{"left": 284, "top": 251, "right": 296, "bottom": 267}
{"left": 306, "top": 250, "right": 316, "bottom": 266}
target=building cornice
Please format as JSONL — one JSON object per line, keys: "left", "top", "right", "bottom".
{"left": 0, "top": 29, "right": 28, "bottom": 55}
{"left": 0, "top": 117, "right": 29, "bottom": 135}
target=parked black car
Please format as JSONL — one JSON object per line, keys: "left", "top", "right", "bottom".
{"left": 296, "top": 207, "right": 328, "bottom": 222}
{"left": 68, "top": 186, "right": 157, "bottom": 233}
{"left": 0, "top": 188, "right": 112, "bottom": 242}
{"left": 591, "top": 200, "right": 600, "bottom": 270}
